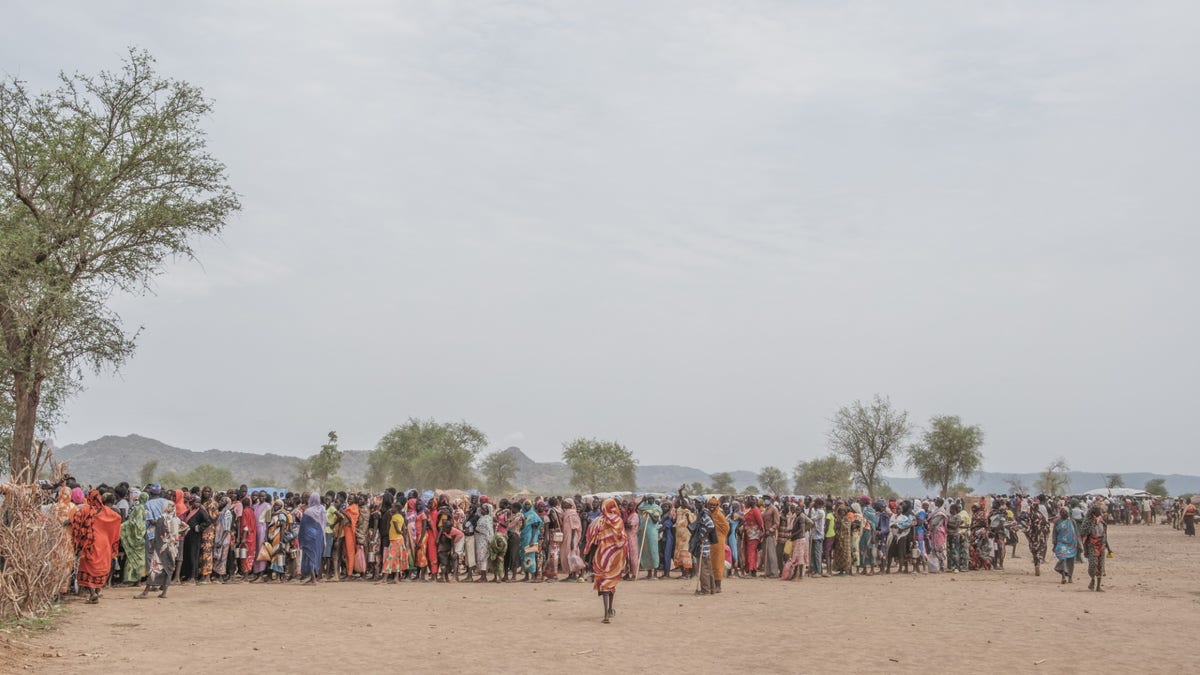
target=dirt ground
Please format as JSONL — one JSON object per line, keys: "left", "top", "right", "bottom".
{"left": 6, "top": 525, "right": 1198, "bottom": 674}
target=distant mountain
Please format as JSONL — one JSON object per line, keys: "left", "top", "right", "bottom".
{"left": 48, "top": 434, "right": 1200, "bottom": 496}
{"left": 55, "top": 435, "right": 371, "bottom": 487}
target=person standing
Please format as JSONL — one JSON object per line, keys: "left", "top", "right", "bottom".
{"left": 299, "top": 493, "right": 326, "bottom": 584}
{"left": 688, "top": 499, "right": 715, "bottom": 595}
{"left": 637, "top": 497, "right": 662, "bottom": 580}
{"left": 709, "top": 498, "right": 730, "bottom": 593}
{"left": 761, "top": 497, "right": 780, "bottom": 578}
{"left": 742, "top": 497, "right": 764, "bottom": 577}
{"left": 1183, "top": 501, "right": 1196, "bottom": 536}
{"left": 808, "top": 498, "right": 826, "bottom": 577}
{"left": 71, "top": 490, "right": 123, "bottom": 604}
{"left": 673, "top": 499, "right": 696, "bottom": 578}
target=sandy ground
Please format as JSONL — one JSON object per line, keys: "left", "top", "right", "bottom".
{"left": 6, "top": 525, "right": 1198, "bottom": 674}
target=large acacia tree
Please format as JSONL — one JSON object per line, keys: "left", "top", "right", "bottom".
{"left": 0, "top": 49, "right": 239, "bottom": 479}
{"left": 561, "top": 438, "right": 637, "bottom": 493}
{"left": 366, "top": 418, "right": 487, "bottom": 490}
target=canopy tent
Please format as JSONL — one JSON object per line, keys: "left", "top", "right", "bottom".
{"left": 1082, "top": 487, "right": 1151, "bottom": 498}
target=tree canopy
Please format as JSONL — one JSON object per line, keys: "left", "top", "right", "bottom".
{"left": 1104, "top": 473, "right": 1124, "bottom": 489}
{"left": 0, "top": 49, "right": 239, "bottom": 478}
{"left": 905, "top": 415, "right": 985, "bottom": 497}
{"left": 708, "top": 471, "right": 735, "bottom": 494}
{"left": 1035, "top": 457, "right": 1071, "bottom": 496}
{"left": 561, "top": 438, "right": 637, "bottom": 493}
{"left": 1144, "top": 478, "right": 1167, "bottom": 496}
{"left": 792, "top": 454, "right": 853, "bottom": 496}
{"left": 478, "top": 449, "right": 519, "bottom": 494}
{"left": 756, "top": 466, "right": 788, "bottom": 496}
{"left": 827, "top": 395, "right": 910, "bottom": 498}
{"left": 365, "top": 418, "right": 487, "bottom": 490}
{"left": 157, "top": 463, "right": 234, "bottom": 490}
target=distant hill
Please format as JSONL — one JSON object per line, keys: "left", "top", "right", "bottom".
{"left": 48, "top": 434, "right": 1200, "bottom": 496}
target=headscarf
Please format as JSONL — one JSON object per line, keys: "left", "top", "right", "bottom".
{"left": 302, "top": 492, "right": 327, "bottom": 530}
{"left": 52, "top": 486, "right": 76, "bottom": 525}
{"left": 588, "top": 499, "right": 627, "bottom": 592}
{"left": 70, "top": 487, "right": 85, "bottom": 504}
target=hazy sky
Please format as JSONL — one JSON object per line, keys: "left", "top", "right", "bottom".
{"left": 5, "top": 2, "right": 1197, "bottom": 475}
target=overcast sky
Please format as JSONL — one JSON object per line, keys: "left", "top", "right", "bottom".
{"left": 5, "top": 2, "right": 1197, "bottom": 475}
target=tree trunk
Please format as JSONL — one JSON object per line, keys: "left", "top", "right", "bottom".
{"left": 9, "top": 372, "right": 40, "bottom": 482}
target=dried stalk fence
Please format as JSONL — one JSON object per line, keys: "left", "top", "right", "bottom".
{"left": 0, "top": 482, "right": 72, "bottom": 619}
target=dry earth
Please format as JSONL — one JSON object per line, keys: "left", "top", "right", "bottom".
{"left": 6, "top": 525, "right": 1198, "bottom": 674}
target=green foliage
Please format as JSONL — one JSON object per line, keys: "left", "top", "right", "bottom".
{"left": 688, "top": 481, "right": 705, "bottom": 495}
{"left": 792, "top": 454, "right": 853, "bottom": 496}
{"left": 309, "top": 431, "right": 343, "bottom": 484}
{"left": 1144, "top": 478, "right": 1167, "bottom": 496}
{"left": 948, "top": 482, "right": 974, "bottom": 496}
{"left": 708, "top": 472, "right": 735, "bottom": 494}
{"left": 366, "top": 418, "right": 487, "bottom": 490}
{"left": 905, "top": 415, "right": 985, "bottom": 497}
{"left": 157, "top": 463, "right": 234, "bottom": 490}
{"left": 561, "top": 438, "right": 638, "bottom": 493}
{"left": 478, "top": 450, "right": 519, "bottom": 494}
{"left": 290, "top": 458, "right": 312, "bottom": 492}
{"left": 756, "top": 466, "right": 788, "bottom": 496}
{"left": 0, "top": 48, "right": 239, "bottom": 477}
{"left": 138, "top": 459, "right": 158, "bottom": 486}
{"left": 1104, "top": 473, "right": 1124, "bottom": 489}
{"left": 742, "top": 485, "right": 759, "bottom": 495}
{"left": 1035, "top": 457, "right": 1071, "bottom": 496}
{"left": 828, "top": 395, "right": 911, "bottom": 498}
{"left": 247, "top": 477, "right": 280, "bottom": 488}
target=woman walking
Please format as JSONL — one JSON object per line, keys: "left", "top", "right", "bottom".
{"left": 120, "top": 490, "right": 148, "bottom": 585}
{"left": 586, "top": 498, "right": 627, "bottom": 623}
{"left": 1024, "top": 501, "right": 1049, "bottom": 577}
{"left": 140, "top": 500, "right": 188, "bottom": 599}
{"left": 1052, "top": 507, "right": 1079, "bottom": 584}
{"left": 1081, "top": 505, "right": 1108, "bottom": 592}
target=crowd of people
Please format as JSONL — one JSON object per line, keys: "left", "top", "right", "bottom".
{"left": 34, "top": 476, "right": 1196, "bottom": 621}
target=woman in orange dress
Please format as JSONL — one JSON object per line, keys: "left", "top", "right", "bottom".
{"left": 586, "top": 498, "right": 627, "bottom": 623}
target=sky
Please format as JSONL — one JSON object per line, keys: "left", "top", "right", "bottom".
{"left": 4, "top": 2, "right": 1197, "bottom": 475}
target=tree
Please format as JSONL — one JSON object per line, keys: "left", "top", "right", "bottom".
{"left": 948, "top": 481, "right": 974, "bottom": 496}
{"left": 561, "top": 438, "right": 637, "bottom": 493}
{"left": 309, "top": 431, "right": 342, "bottom": 485}
{"left": 708, "top": 472, "right": 735, "bottom": 494}
{"left": 742, "top": 485, "right": 759, "bottom": 495}
{"left": 792, "top": 454, "right": 853, "bottom": 495}
{"left": 688, "top": 481, "right": 705, "bottom": 495}
{"left": 1005, "top": 476, "right": 1029, "bottom": 495}
{"left": 0, "top": 49, "right": 239, "bottom": 478}
{"left": 1035, "top": 457, "right": 1071, "bottom": 496}
{"left": 478, "top": 449, "right": 519, "bottom": 494}
{"left": 366, "top": 418, "right": 488, "bottom": 490}
{"left": 905, "top": 415, "right": 985, "bottom": 497}
{"left": 1104, "top": 474, "right": 1124, "bottom": 490}
{"left": 158, "top": 463, "right": 234, "bottom": 490}
{"left": 290, "top": 457, "right": 312, "bottom": 492}
{"left": 827, "top": 395, "right": 911, "bottom": 498}
{"left": 138, "top": 459, "right": 158, "bottom": 486}
{"left": 756, "top": 466, "right": 788, "bottom": 496}
{"left": 1144, "top": 478, "right": 1167, "bottom": 496}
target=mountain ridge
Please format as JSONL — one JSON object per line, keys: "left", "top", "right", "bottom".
{"left": 50, "top": 434, "right": 1200, "bottom": 495}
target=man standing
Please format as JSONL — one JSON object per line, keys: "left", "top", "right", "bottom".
{"left": 689, "top": 499, "right": 715, "bottom": 595}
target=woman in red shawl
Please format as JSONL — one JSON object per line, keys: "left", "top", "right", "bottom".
{"left": 70, "top": 490, "right": 122, "bottom": 604}
{"left": 585, "top": 498, "right": 626, "bottom": 623}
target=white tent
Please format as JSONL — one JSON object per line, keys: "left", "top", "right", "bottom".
{"left": 1083, "top": 487, "right": 1151, "bottom": 498}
